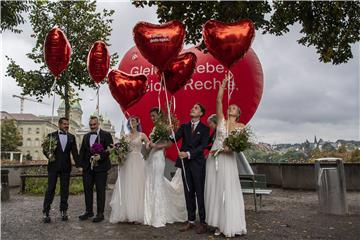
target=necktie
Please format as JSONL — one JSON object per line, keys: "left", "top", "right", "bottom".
{"left": 191, "top": 123, "right": 195, "bottom": 134}
{"left": 59, "top": 131, "right": 66, "bottom": 135}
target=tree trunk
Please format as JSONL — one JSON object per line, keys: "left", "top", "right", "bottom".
{"left": 64, "top": 81, "right": 70, "bottom": 120}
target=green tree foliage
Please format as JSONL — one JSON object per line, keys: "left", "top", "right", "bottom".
{"left": 6, "top": 1, "right": 119, "bottom": 119}
{"left": 1, "top": 0, "right": 29, "bottom": 33}
{"left": 1, "top": 119, "right": 23, "bottom": 151}
{"left": 133, "top": 1, "right": 360, "bottom": 64}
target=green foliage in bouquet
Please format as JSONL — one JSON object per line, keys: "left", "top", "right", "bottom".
{"left": 224, "top": 127, "right": 253, "bottom": 153}
{"left": 150, "top": 110, "right": 179, "bottom": 143}
{"left": 41, "top": 135, "right": 57, "bottom": 162}
{"left": 108, "top": 136, "right": 130, "bottom": 166}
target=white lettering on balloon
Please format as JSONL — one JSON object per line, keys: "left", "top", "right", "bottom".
{"left": 130, "top": 63, "right": 237, "bottom": 92}
{"left": 149, "top": 34, "right": 170, "bottom": 43}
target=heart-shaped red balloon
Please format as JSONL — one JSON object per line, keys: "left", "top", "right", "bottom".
{"left": 108, "top": 69, "right": 148, "bottom": 110}
{"left": 44, "top": 27, "right": 72, "bottom": 77}
{"left": 133, "top": 20, "right": 185, "bottom": 71}
{"left": 87, "top": 41, "right": 110, "bottom": 84}
{"left": 161, "top": 52, "right": 197, "bottom": 94}
{"left": 203, "top": 19, "right": 255, "bottom": 69}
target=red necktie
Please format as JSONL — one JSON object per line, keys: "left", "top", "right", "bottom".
{"left": 191, "top": 123, "right": 195, "bottom": 134}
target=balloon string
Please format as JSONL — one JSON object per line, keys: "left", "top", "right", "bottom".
{"left": 226, "top": 69, "right": 235, "bottom": 137}
{"left": 96, "top": 84, "right": 100, "bottom": 116}
{"left": 171, "top": 95, "right": 176, "bottom": 112}
{"left": 161, "top": 72, "right": 190, "bottom": 192}
{"left": 49, "top": 76, "right": 57, "bottom": 159}
{"left": 157, "top": 80, "right": 162, "bottom": 112}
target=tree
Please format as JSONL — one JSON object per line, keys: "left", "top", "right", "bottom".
{"left": 133, "top": 1, "right": 360, "bottom": 65}
{"left": 1, "top": 0, "right": 29, "bottom": 33}
{"left": 350, "top": 149, "right": 360, "bottom": 162}
{"left": 6, "top": 1, "right": 119, "bottom": 119}
{"left": 1, "top": 119, "right": 22, "bottom": 151}
{"left": 338, "top": 144, "right": 347, "bottom": 153}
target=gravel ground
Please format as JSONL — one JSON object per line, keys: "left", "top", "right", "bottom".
{"left": 1, "top": 188, "right": 359, "bottom": 240}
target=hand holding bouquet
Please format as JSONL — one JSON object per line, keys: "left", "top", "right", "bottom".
{"left": 108, "top": 136, "right": 130, "bottom": 166}
{"left": 150, "top": 110, "right": 179, "bottom": 143}
{"left": 223, "top": 127, "right": 253, "bottom": 153}
{"left": 42, "top": 135, "right": 58, "bottom": 163}
{"left": 90, "top": 143, "right": 104, "bottom": 169}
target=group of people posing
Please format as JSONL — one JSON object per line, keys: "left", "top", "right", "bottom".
{"left": 42, "top": 74, "right": 247, "bottom": 238}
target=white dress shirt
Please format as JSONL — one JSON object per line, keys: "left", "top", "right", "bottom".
{"left": 58, "top": 130, "right": 68, "bottom": 152}
{"left": 89, "top": 128, "right": 100, "bottom": 147}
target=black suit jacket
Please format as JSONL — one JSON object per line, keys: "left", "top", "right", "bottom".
{"left": 43, "top": 131, "right": 79, "bottom": 173}
{"left": 173, "top": 121, "right": 210, "bottom": 168}
{"left": 79, "top": 129, "right": 113, "bottom": 172}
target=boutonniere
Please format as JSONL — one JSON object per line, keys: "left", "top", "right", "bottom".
{"left": 197, "top": 132, "right": 200, "bottom": 135}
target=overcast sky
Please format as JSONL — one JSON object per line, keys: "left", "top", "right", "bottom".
{"left": 1, "top": 1, "right": 359, "bottom": 144}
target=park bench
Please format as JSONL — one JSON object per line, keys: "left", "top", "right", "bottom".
{"left": 240, "top": 174, "right": 272, "bottom": 211}
{"left": 20, "top": 172, "right": 82, "bottom": 194}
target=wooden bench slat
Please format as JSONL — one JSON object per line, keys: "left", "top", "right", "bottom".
{"left": 242, "top": 189, "right": 272, "bottom": 194}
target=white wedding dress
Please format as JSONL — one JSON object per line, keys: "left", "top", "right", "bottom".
{"left": 205, "top": 119, "right": 247, "bottom": 237}
{"left": 144, "top": 142, "right": 187, "bottom": 227}
{"left": 109, "top": 133, "right": 145, "bottom": 223}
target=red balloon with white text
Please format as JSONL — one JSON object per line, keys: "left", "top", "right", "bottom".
{"left": 118, "top": 46, "right": 263, "bottom": 160}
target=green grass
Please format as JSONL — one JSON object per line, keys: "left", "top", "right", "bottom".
{"left": 25, "top": 177, "right": 84, "bottom": 195}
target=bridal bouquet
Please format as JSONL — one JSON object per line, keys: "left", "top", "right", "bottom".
{"left": 108, "top": 136, "right": 130, "bottom": 166}
{"left": 224, "top": 127, "right": 253, "bottom": 153}
{"left": 213, "top": 126, "right": 253, "bottom": 157}
{"left": 150, "top": 111, "right": 179, "bottom": 143}
{"left": 90, "top": 143, "right": 104, "bottom": 169}
{"left": 41, "top": 135, "right": 57, "bottom": 163}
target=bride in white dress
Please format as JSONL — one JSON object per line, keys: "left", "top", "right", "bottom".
{"left": 143, "top": 108, "right": 187, "bottom": 227}
{"left": 109, "top": 116, "right": 150, "bottom": 224}
{"left": 205, "top": 74, "right": 247, "bottom": 237}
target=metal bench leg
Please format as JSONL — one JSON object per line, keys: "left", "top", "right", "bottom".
{"left": 259, "top": 195, "right": 262, "bottom": 208}
{"left": 20, "top": 176, "right": 26, "bottom": 194}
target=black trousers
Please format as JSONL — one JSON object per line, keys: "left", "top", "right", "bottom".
{"left": 82, "top": 170, "right": 107, "bottom": 214}
{"left": 43, "top": 171, "right": 70, "bottom": 213}
{"left": 181, "top": 165, "right": 206, "bottom": 223}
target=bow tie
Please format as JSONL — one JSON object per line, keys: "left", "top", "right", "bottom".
{"left": 90, "top": 132, "right": 98, "bottom": 135}
{"left": 59, "top": 131, "right": 66, "bottom": 135}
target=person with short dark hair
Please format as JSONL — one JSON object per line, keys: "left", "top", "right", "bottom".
{"left": 78, "top": 116, "right": 113, "bottom": 223}
{"left": 171, "top": 103, "right": 210, "bottom": 234}
{"left": 42, "top": 117, "right": 79, "bottom": 223}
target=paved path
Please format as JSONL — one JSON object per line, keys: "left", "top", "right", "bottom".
{"left": 2, "top": 188, "right": 359, "bottom": 239}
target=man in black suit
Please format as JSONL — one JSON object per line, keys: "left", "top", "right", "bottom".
{"left": 78, "top": 116, "right": 113, "bottom": 223}
{"left": 172, "top": 103, "right": 210, "bottom": 234}
{"left": 42, "top": 117, "right": 79, "bottom": 223}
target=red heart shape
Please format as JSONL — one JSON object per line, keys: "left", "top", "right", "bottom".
{"left": 203, "top": 19, "right": 255, "bottom": 68}
{"left": 133, "top": 20, "right": 185, "bottom": 71}
{"left": 108, "top": 69, "right": 148, "bottom": 110}
{"left": 87, "top": 41, "right": 110, "bottom": 84}
{"left": 162, "top": 52, "right": 197, "bottom": 94}
{"left": 44, "top": 27, "right": 72, "bottom": 77}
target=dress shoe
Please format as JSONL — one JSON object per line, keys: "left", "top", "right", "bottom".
{"left": 61, "top": 211, "right": 68, "bottom": 221}
{"left": 179, "top": 222, "right": 195, "bottom": 232}
{"left": 92, "top": 213, "right": 104, "bottom": 223}
{"left": 43, "top": 212, "right": 51, "bottom": 223}
{"left": 196, "top": 223, "right": 207, "bottom": 234}
{"left": 79, "top": 212, "right": 94, "bottom": 221}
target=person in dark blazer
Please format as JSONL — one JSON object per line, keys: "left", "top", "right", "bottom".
{"left": 42, "top": 117, "right": 79, "bottom": 223}
{"left": 172, "top": 103, "right": 210, "bottom": 234}
{"left": 78, "top": 116, "right": 113, "bottom": 223}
